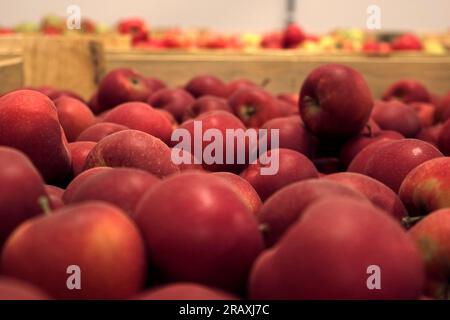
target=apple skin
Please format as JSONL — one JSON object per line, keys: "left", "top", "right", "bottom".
{"left": 438, "top": 119, "right": 450, "bottom": 155}
{"left": 241, "top": 148, "right": 319, "bottom": 201}
{"left": 417, "top": 123, "right": 443, "bottom": 147}
{"left": 63, "top": 167, "right": 112, "bottom": 203}
{"left": 339, "top": 130, "right": 404, "bottom": 168}
{"left": 148, "top": 88, "right": 195, "bottom": 123}
{"left": 134, "top": 172, "right": 264, "bottom": 292}
{"left": 213, "top": 172, "right": 262, "bottom": 215}
{"left": 282, "top": 23, "right": 305, "bottom": 49}
{"left": 44, "top": 185, "right": 64, "bottom": 210}
{"left": 250, "top": 197, "right": 425, "bottom": 299}
{"left": 177, "top": 110, "right": 248, "bottom": 173}
{"left": 144, "top": 77, "right": 167, "bottom": 95}
{"left": 77, "top": 122, "right": 129, "bottom": 142}
{"left": 391, "top": 34, "right": 423, "bottom": 51}
{"left": 134, "top": 283, "right": 237, "bottom": 300}
{"left": 299, "top": 64, "right": 373, "bottom": 139}
{"left": 103, "top": 102, "right": 173, "bottom": 145}
{"left": 172, "top": 148, "right": 204, "bottom": 172}
{"left": 68, "top": 141, "right": 96, "bottom": 176}
{"left": 371, "top": 100, "right": 421, "bottom": 138}
{"left": 399, "top": 157, "right": 450, "bottom": 216}
{"left": 382, "top": 79, "right": 430, "bottom": 103}
{"left": 409, "top": 209, "right": 450, "bottom": 299}
{"left": 261, "top": 116, "right": 317, "bottom": 158}
{"left": 437, "top": 92, "right": 450, "bottom": 122}
{"left": 0, "top": 90, "right": 72, "bottom": 184}
{"left": 410, "top": 102, "right": 436, "bottom": 128}
{"left": 54, "top": 96, "right": 96, "bottom": 142}
{"left": 67, "top": 168, "right": 160, "bottom": 216}
{"left": 97, "top": 68, "right": 151, "bottom": 111}
{"left": 323, "top": 172, "right": 407, "bottom": 221}
{"left": 1, "top": 201, "right": 147, "bottom": 299}
{"left": 184, "top": 95, "right": 232, "bottom": 121}
{"left": 227, "top": 79, "right": 257, "bottom": 97}
{"left": 0, "top": 277, "right": 50, "bottom": 300}
{"left": 0, "top": 147, "right": 47, "bottom": 246}
{"left": 228, "top": 88, "right": 282, "bottom": 128}
{"left": 257, "top": 179, "right": 368, "bottom": 247}
{"left": 185, "top": 75, "right": 228, "bottom": 98}
{"left": 348, "top": 139, "right": 443, "bottom": 192}
{"left": 84, "top": 130, "right": 179, "bottom": 178}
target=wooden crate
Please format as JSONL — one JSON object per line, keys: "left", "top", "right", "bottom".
{"left": 105, "top": 50, "right": 450, "bottom": 97}
{"left": 0, "top": 56, "right": 23, "bottom": 95}
{"left": 0, "top": 35, "right": 105, "bottom": 99}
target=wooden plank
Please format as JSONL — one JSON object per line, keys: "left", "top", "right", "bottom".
{"left": 106, "top": 51, "right": 450, "bottom": 97}
{"left": 0, "top": 57, "right": 23, "bottom": 95}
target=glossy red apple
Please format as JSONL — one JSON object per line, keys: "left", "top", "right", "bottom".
{"left": 102, "top": 102, "right": 173, "bottom": 145}
{"left": 62, "top": 167, "right": 112, "bottom": 203}
{"left": 299, "top": 64, "right": 373, "bottom": 139}
{"left": 1, "top": 201, "right": 147, "bottom": 299}
{"left": 84, "top": 130, "right": 179, "bottom": 178}
{"left": 148, "top": 88, "right": 195, "bottom": 123}
{"left": 67, "top": 168, "right": 160, "bottom": 216}
{"left": 134, "top": 172, "right": 263, "bottom": 292}
{"left": 250, "top": 197, "right": 425, "bottom": 299}
{"left": 257, "top": 179, "right": 368, "bottom": 246}
{"left": 185, "top": 75, "right": 228, "bottom": 98}
{"left": 0, "top": 147, "right": 47, "bottom": 246}
{"left": 348, "top": 139, "right": 443, "bottom": 192}
{"left": 68, "top": 141, "right": 96, "bottom": 176}
{"left": 77, "top": 122, "right": 129, "bottom": 142}
{"left": 0, "top": 90, "right": 71, "bottom": 183}
{"left": 371, "top": 100, "right": 421, "bottom": 137}
{"left": 97, "top": 68, "right": 151, "bottom": 111}
{"left": 399, "top": 157, "right": 450, "bottom": 216}
{"left": 241, "top": 148, "right": 319, "bottom": 201}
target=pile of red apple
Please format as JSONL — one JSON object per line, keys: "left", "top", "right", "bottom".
{"left": 1, "top": 63, "right": 450, "bottom": 300}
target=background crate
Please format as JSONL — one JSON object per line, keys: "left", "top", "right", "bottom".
{"left": 0, "top": 56, "right": 23, "bottom": 95}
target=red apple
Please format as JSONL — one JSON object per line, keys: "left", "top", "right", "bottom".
{"left": 0, "top": 277, "right": 50, "bottom": 300}
{"left": 0, "top": 147, "right": 47, "bottom": 246}
{"left": 282, "top": 23, "right": 305, "bottom": 49}
{"left": 67, "top": 168, "right": 160, "bottom": 216}
{"left": 228, "top": 88, "right": 281, "bottom": 128}
{"left": 134, "top": 283, "right": 237, "bottom": 300}
{"left": 84, "top": 130, "right": 179, "bottom": 178}
{"left": 144, "top": 77, "right": 166, "bottom": 95}
{"left": 250, "top": 197, "right": 425, "bottom": 299}
{"left": 44, "top": 185, "right": 64, "bottom": 210}
{"left": 102, "top": 102, "right": 173, "bottom": 145}
{"left": 148, "top": 88, "right": 195, "bottom": 123}
{"left": 348, "top": 139, "right": 443, "bottom": 192}
{"left": 391, "top": 33, "right": 423, "bottom": 51}
{"left": 62, "top": 167, "right": 112, "bottom": 203}
{"left": 171, "top": 148, "right": 204, "bottom": 172}
{"left": 399, "top": 157, "right": 450, "bottom": 216}
{"left": 97, "top": 68, "right": 151, "bottom": 111}
{"left": 68, "top": 141, "right": 96, "bottom": 176}
{"left": 260, "top": 32, "right": 282, "bottom": 49}
{"left": 438, "top": 119, "right": 450, "bottom": 155}
{"left": 213, "top": 172, "right": 262, "bottom": 215}
{"left": 241, "top": 148, "right": 319, "bottom": 201}
{"left": 0, "top": 90, "right": 72, "bottom": 183}
{"left": 227, "top": 79, "right": 258, "bottom": 97}
{"left": 77, "top": 122, "right": 129, "bottom": 142}
{"left": 54, "top": 96, "right": 96, "bottom": 142}
{"left": 323, "top": 172, "right": 407, "bottom": 221}
{"left": 409, "top": 209, "right": 450, "bottom": 299}
{"left": 1, "top": 201, "right": 147, "bottom": 299}
{"left": 177, "top": 110, "right": 248, "bottom": 173}
{"left": 134, "top": 172, "right": 263, "bottom": 292}
{"left": 299, "top": 64, "right": 373, "bottom": 139}
{"left": 410, "top": 102, "right": 436, "bottom": 127}
{"left": 416, "top": 124, "right": 443, "bottom": 147}
{"left": 339, "top": 130, "right": 404, "bottom": 168}
{"left": 117, "top": 18, "right": 149, "bottom": 45}
{"left": 257, "top": 179, "right": 368, "bottom": 246}
{"left": 371, "top": 100, "right": 421, "bottom": 137}
{"left": 382, "top": 79, "right": 430, "bottom": 103}
{"left": 261, "top": 116, "right": 317, "bottom": 158}
{"left": 185, "top": 75, "right": 228, "bottom": 98}
{"left": 184, "top": 95, "right": 232, "bottom": 121}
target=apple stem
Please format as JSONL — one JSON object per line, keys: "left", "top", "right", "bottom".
{"left": 401, "top": 216, "right": 424, "bottom": 229}
{"left": 365, "top": 123, "right": 373, "bottom": 137}
{"left": 260, "top": 78, "right": 271, "bottom": 88}
{"left": 240, "top": 105, "right": 256, "bottom": 121}
{"left": 38, "top": 196, "right": 52, "bottom": 215}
